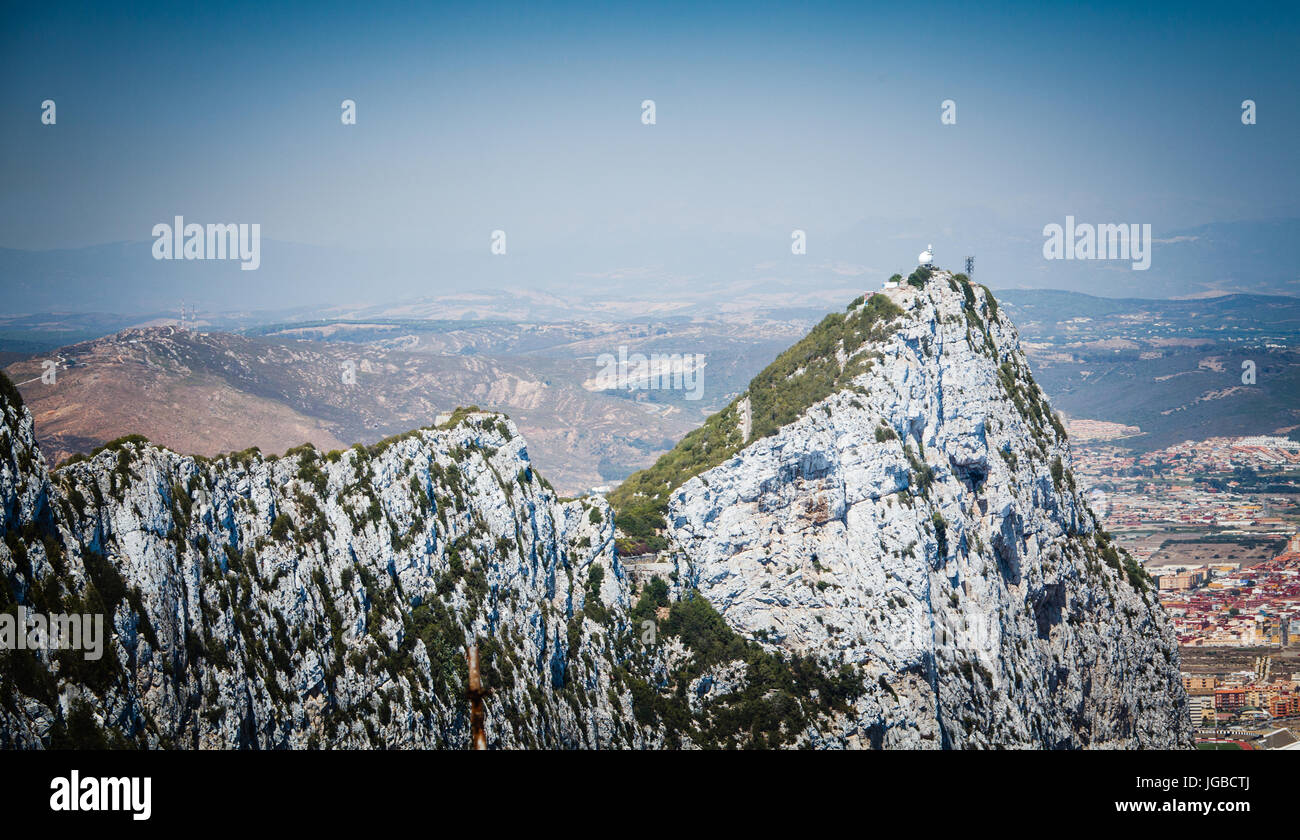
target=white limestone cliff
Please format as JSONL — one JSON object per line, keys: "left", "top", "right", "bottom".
{"left": 0, "top": 271, "right": 1193, "bottom": 749}
{"left": 0, "top": 394, "right": 645, "bottom": 748}
{"left": 664, "top": 273, "right": 1192, "bottom": 748}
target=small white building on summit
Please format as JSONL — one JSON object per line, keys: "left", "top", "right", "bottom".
{"left": 879, "top": 245, "right": 937, "bottom": 292}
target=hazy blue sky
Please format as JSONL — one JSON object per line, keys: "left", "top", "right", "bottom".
{"left": 2, "top": 0, "right": 1297, "bottom": 308}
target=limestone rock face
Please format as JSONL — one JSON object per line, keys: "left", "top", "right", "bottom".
{"left": 0, "top": 272, "right": 1193, "bottom": 749}
{"left": 666, "top": 275, "right": 1192, "bottom": 748}
{"left": 1, "top": 390, "right": 645, "bottom": 749}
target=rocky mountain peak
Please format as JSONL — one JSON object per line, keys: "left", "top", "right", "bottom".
{"left": 1, "top": 387, "right": 645, "bottom": 748}
{"left": 0, "top": 270, "right": 1193, "bottom": 748}
{"left": 620, "top": 269, "right": 1192, "bottom": 747}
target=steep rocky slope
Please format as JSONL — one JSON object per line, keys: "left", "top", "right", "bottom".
{"left": 1, "top": 270, "right": 1193, "bottom": 749}
{"left": 0, "top": 379, "right": 652, "bottom": 747}
{"left": 3, "top": 364, "right": 865, "bottom": 749}
{"left": 617, "top": 271, "right": 1193, "bottom": 748}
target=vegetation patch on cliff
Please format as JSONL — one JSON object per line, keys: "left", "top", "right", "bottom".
{"left": 610, "top": 293, "right": 904, "bottom": 550}
{"left": 616, "top": 587, "right": 864, "bottom": 749}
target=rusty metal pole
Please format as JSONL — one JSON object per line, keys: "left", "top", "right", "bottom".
{"left": 466, "top": 644, "right": 488, "bottom": 750}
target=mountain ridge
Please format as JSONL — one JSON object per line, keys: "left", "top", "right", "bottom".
{"left": 623, "top": 269, "right": 1192, "bottom": 747}
{"left": 0, "top": 269, "right": 1192, "bottom": 748}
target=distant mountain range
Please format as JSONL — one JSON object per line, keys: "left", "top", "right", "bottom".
{"left": 5, "top": 285, "right": 1299, "bottom": 484}
{"left": 998, "top": 290, "right": 1300, "bottom": 450}
{"left": 998, "top": 289, "right": 1300, "bottom": 336}
{"left": 2, "top": 314, "right": 805, "bottom": 494}
{"left": 3, "top": 326, "right": 704, "bottom": 494}
{"left": 2, "top": 218, "right": 1295, "bottom": 317}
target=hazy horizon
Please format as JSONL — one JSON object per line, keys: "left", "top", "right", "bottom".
{"left": 3, "top": 0, "right": 1298, "bottom": 312}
